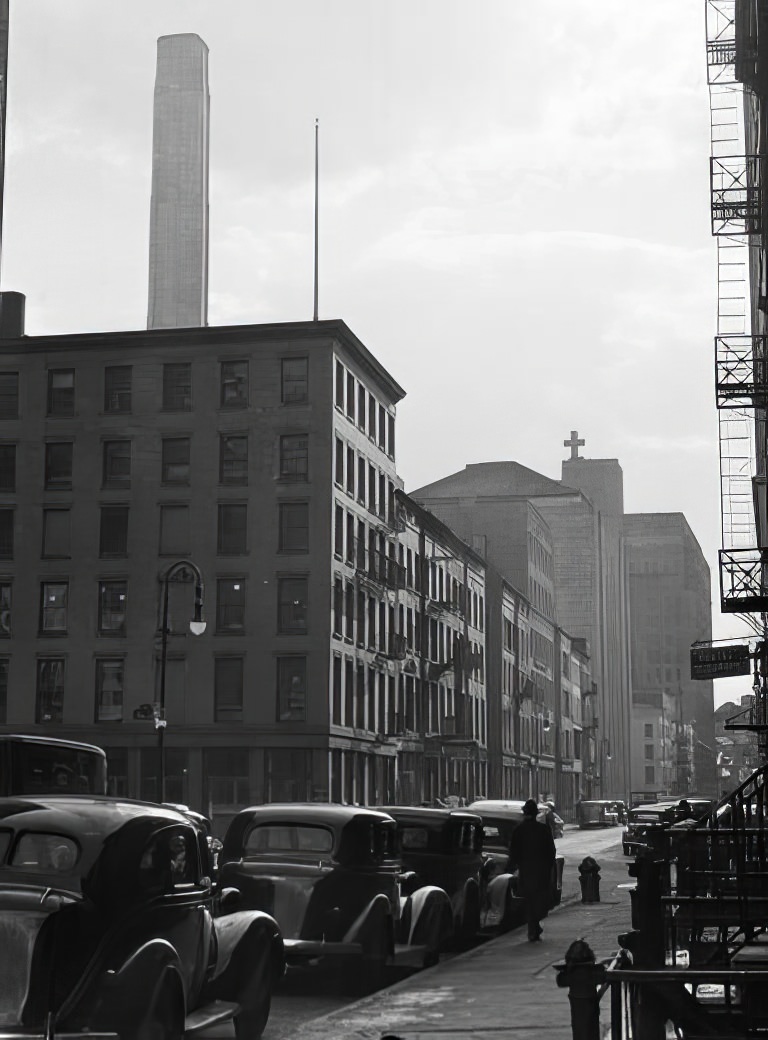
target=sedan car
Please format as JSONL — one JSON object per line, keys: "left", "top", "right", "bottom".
{"left": 467, "top": 801, "right": 565, "bottom": 931}
{"left": 378, "top": 806, "right": 501, "bottom": 946}
{"left": 218, "top": 804, "right": 452, "bottom": 992}
{"left": 0, "top": 795, "right": 285, "bottom": 1040}
{"left": 472, "top": 798, "right": 564, "bottom": 838}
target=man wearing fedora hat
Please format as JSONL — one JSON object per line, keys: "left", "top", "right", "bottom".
{"left": 508, "top": 798, "right": 557, "bottom": 941}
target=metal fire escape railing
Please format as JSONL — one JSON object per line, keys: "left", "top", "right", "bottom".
{"left": 708, "top": 0, "right": 766, "bottom": 626}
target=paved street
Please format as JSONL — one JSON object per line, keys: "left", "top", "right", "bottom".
{"left": 201, "top": 824, "right": 629, "bottom": 1039}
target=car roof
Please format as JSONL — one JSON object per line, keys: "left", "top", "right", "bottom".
{"left": 376, "top": 805, "right": 482, "bottom": 824}
{"left": 232, "top": 803, "right": 395, "bottom": 825}
{"left": 0, "top": 795, "right": 191, "bottom": 835}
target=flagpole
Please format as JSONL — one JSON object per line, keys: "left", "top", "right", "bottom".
{"left": 312, "top": 117, "right": 319, "bottom": 322}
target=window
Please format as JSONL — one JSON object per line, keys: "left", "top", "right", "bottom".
{"left": 368, "top": 392, "right": 376, "bottom": 437}
{"left": 279, "top": 434, "right": 308, "bottom": 481}
{"left": 0, "top": 444, "right": 15, "bottom": 491}
{"left": 104, "top": 366, "right": 132, "bottom": 413}
{"left": 216, "top": 578, "right": 245, "bottom": 633}
{"left": 334, "top": 504, "right": 343, "bottom": 558}
{"left": 357, "top": 456, "right": 366, "bottom": 502}
{"left": 99, "top": 506, "right": 128, "bottom": 557}
{"left": 159, "top": 505, "right": 190, "bottom": 555}
{"left": 214, "top": 657, "right": 243, "bottom": 722}
{"left": 42, "top": 509, "right": 70, "bottom": 558}
{"left": 0, "top": 657, "right": 7, "bottom": 722}
{"left": 218, "top": 504, "right": 247, "bottom": 555}
{"left": 220, "top": 360, "right": 248, "bottom": 408}
{"left": 281, "top": 357, "right": 308, "bottom": 404}
{"left": 346, "top": 446, "right": 354, "bottom": 496}
{"left": 47, "top": 369, "right": 74, "bottom": 416}
{"left": 36, "top": 658, "right": 65, "bottom": 724}
{"left": 644, "top": 744, "right": 654, "bottom": 761}
{"left": 162, "top": 363, "right": 191, "bottom": 411}
{"left": 335, "top": 438, "right": 344, "bottom": 486}
{"left": 99, "top": 580, "right": 127, "bottom": 636}
{"left": 0, "top": 372, "right": 18, "bottom": 419}
{"left": 102, "top": 440, "right": 131, "bottom": 488}
{"left": 0, "top": 510, "right": 13, "bottom": 559}
{"left": 378, "top": 404, "right": 386, "bottom": 448}
{"left": 41, "top": 582, "right": 68, "bottom": 634}
{"left": 387, "top": 414, "right": 395, "bottom": 458}
{"left": 219, "top": 434, "right": 248, "bottom": 485}
{"left": 335, "top": 360, "right": 344, "bottom": 410}
{"left": 0, "top": 584, "right": 9, "bottom": 636}
{"left": 277, "top": 656, "right": 306, "bottom": 721}
{"left": 278, "top": 576, "right": 308, "bottom": 634}
{"left": 95, "top": 659, "right": 124, "bottom": 722}
{"left": 161, "top": 438, "right": 190, "bottom": 485}
{"left": 644, "top": 723, "right": 653, "bottom": 738}
{"left": 357, "top": 385, "right": 366, "bottom": 428}
{"left": 644, "top": 765, "right": 655, "bottom": 784}
{"left": 346, "top": 373, "right": 355, "bottom": 420}
{"left": 278, "top": 502, "right": 309, "bottom": 553}
{"left": 45, "top": 443, "right": 73, "bottom": 489}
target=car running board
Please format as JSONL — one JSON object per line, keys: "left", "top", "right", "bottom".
{"left": 185, "top": 999, "right": 240, "bottom": 1034}
{"left": 391, "top": 943, "right": 429, "bottom": 968}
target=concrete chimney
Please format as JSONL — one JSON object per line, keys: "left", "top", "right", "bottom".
{"left": 147, "top": 33, "right": 209, "bottom": 329}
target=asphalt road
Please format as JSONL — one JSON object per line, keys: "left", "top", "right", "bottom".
{"left": 200, "top": 823, "right": 627, "bottom": 1039}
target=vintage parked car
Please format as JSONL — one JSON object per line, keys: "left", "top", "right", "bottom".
{"left": 622, "top": 799, "right": 715, "bottom": 855}
{"left": 468, "top": 801, "right": 565, "bottom": 931}
{"left": 576, "top": 799, "right": 620, "bottom": 828}
{"left": 470, "top": 798, "right": 564, "bottom": 839}
{"left": 378, "top": 805, "right": 508, "bottom": 946}
{"left": 0, "top": 795, "right": 285, "bottom": 1039}
{"left": 218, "top": 803, "right": 452, "bottom": 991}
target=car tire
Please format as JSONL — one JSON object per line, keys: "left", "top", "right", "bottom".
{"left": 623, "top": 844, "right": 631, "bottom": 856}
{"left": 234, "top": 992, "right": 271, "bottom": 1040}
{"left": 457, "top": 882, "right": 480, "bottom": 948}
{"left": 142, "top": 981, "right": 184, "bottom": 1040}
{"left": 351, "top": 924, "right": 389, "bottom": 995}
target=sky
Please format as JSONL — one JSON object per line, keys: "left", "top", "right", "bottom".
{"left": 1, "top": 1, "right": 750, "bottom": 706}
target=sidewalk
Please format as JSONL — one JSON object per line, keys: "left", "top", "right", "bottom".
{"left": 296, "top": 847, "right": 633, "bottom": 1040}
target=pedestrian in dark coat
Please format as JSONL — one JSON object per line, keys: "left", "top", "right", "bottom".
{"left": 508, "top": 798, "right": 557, "bottom": 941}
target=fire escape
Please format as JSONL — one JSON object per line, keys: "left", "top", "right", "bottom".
{"left": 708, "top": 0, "right": 768, "bottom": 755}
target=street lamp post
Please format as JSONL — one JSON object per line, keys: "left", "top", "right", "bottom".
{"left": 157, "top": 559, "right": 206, "bottom": 803}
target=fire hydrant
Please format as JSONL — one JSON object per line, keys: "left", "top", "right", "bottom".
{"left": 554, "top": 938, "right": 605, "bottom": 1040}
{"left": 578, "top": 856, "right": 601, "bottom": 903}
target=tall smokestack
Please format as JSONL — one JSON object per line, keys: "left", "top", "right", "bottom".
{"left": 147, "top": 33, "right": 209, "bottom": 329}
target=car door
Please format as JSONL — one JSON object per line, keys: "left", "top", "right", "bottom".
{"left": 132, "top": 824, "right": 214, "bottom": 1004}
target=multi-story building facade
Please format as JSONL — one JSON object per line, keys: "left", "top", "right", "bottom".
{"left": 623, "top": 512, "right": 717, "bottom": 798}
{"left": 411, "top": 454, "right": 631, "bottom": 801}
{"left": 0, "top": 307, "right": 420, "bottom": 827}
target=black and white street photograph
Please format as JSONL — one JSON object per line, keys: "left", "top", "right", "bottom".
{"left": 0, "top": 2, "right": 767, "bottom": 1038}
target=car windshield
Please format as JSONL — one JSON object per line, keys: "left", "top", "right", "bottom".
{"left": 244, "top": 824, "right": 334, "bottom": 855}
{"left": 9, "top": 832, "right": 79, "bottom": 872}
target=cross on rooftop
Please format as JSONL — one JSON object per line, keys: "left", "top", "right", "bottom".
{"left": 564, "top": 430, "right": 585, "bottom": 460}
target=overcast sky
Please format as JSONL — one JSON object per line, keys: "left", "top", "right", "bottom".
{"left": 2, "top": 1, "right": 747, "bottom": 705}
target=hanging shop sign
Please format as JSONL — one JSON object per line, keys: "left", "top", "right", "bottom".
{"left": 690, "top": 643, "right": 752, "bottom": 680}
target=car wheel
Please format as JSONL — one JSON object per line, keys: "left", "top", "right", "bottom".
{"left": 457, "top": 883, "right": 480, "bottom": 948}
{"left": 234, "top": 991, "right": 271, "bottom": 1040}
{"left": 350, "top": 923, "right": 389, "bottom": 995}
{"left": 623, "top": 844, "right": 631, "bottom": 856}
{"left": 142, "top": 982, "right": 184, "bottom": 1040}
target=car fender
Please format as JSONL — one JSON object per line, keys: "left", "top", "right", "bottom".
{"left": 341, "top": 892, "right": 393, "bottom": 953}
{"left": 59, "top": 937, "right": 185, "bottom": 1035}
{"left": 449, "top": 876, "right": 478, "bottom": 923}
{"left": 203, "top": 911, "right": 285, "bottom": 1008}
{"left": 209, "top": 909, "right": 285, "bottom": 984}
{"left": 481, "top": 872, "right": 517, "bottom": 929}
{"left": 402, "top": 885, "right": 453, "bottom": 948}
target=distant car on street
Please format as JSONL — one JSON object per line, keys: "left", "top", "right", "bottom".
{"left": 0, "top": 795, "right": 285, "bottom": 1039}
{"left": 623, "top": 798, "right": 715, "bottom": 855}
{"left": 467, "top": 801, "right": 565, "bottom": 930}
{"left": 577, "top": 799, "right": 620, "bottom": 828}
{"left": 471, "top": 798, "right": 564, "bottom": 838}
{"left": 377, "top": 805, "right": 497, "bottom": 946}
{"left": 218, "top": 803, "right": 452, "bottom": 991}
